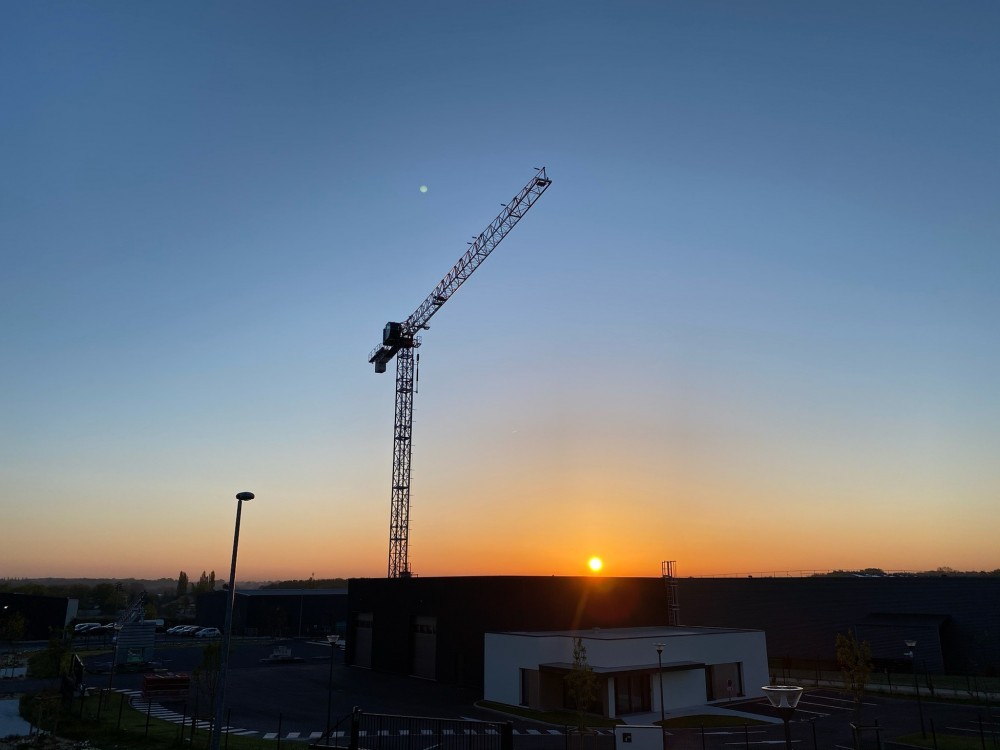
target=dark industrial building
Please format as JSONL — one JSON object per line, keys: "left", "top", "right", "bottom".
{"left": 346, "top": 575, "right": 1000, "bottom": 692}
{"left": 347, "top": 576, "right": 669, "bottom": 688}
{"left": 676, "top": 576, "right": 1000, "bottom": 676}
{"left": 197, "top": 588, "right": 348, "bottom": 638}
{"left": 0, "top": 591, "right": 78, "bottom": 640}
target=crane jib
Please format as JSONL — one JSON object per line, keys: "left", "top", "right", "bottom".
{"left": 368, "top": 168, "right": 550, "bottom": 371}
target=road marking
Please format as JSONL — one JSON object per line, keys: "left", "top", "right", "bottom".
{"left": 803, "top": 695, "right": 876, "bottom": 707}
{"left": 946, "top": 726, "right": 991, "bottom": 735}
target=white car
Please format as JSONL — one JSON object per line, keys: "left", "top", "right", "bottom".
{"left": 195, "top": 627, "right": 221, "bottom": 638}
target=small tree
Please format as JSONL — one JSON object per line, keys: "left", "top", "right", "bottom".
{"left": 0, "top": 611, "right": 27, "bottom": 678}
{"left": 177, "top": 571, "right": 189, "bottom": 599}
{"left": 564, "top": 637, "right": 601, "bottom": 729}
{"left": 835, "top": 631, "right": 872, "bottom": 718}
{"left": 43, "top": 629, "right": 70, "bottom": 678}
{"left": 193, "top": 641, "right": 221, "bottom": 716}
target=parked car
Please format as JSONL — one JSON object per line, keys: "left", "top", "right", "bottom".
{"left": 194, "top": 627, "right": 221, "bottom": 638}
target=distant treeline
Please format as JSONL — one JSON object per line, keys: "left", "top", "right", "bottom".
{"left": 0, "top": 575, "right": 352, "bottom": 600}
{"left": 812, "top": 567, "right": 1000, "bottom": 578}
{"left": 0, "top": 574, "right": 351, "bottom": 618}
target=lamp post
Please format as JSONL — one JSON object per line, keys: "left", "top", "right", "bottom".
{"left": 325, "top": 635, "right": 340, "bottom": 744}
{"left": 654, "top": 643, "right": 666, "bottom": 725}
{"left": 210, "top": 491, "right": 254, "bottom": 750}
{"left": 654, "top": 642, "right": 666, "bottom": 750}
{"left": 905, "top": 639, "right": 925, "bottom": 738}
{"left": 762, "top": 685, "right": 803, "bottom": 750}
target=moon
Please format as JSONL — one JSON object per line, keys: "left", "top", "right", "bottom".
{"left": 419, "top": 185, "right": 428, "bottom": 193}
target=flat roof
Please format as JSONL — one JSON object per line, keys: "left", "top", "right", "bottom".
{"left": 540, "top": 659, "right": 705, "bottom": 674}
{"left": 491, "top": 625, "right": 760, "bottom": 639}
{"left": 235, "top": 588, "right": 348, "bottom": 597}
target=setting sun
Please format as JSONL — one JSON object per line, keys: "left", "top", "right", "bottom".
{"left": 588, "top": 556, "right": 603, "bottom": 573}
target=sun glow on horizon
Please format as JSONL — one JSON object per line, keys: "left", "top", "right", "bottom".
{"left": 588, "top": 556, "right": 603, "bottom": 573}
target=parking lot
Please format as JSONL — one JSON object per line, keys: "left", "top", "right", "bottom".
{"left": 83, "top": 637, "right": 500, "bottom": 736}
{"left": 78, "top": 639, "right": 1000, "bottom": 749}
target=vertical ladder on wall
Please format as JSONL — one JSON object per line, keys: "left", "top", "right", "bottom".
{"left": 662, "top": 560, "right": 681, "bottom": 626}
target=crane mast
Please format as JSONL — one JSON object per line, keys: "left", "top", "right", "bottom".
{"left": 369, "top": 168, "right": 552, "bottom": 577}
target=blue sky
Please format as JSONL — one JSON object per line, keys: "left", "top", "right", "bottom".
{"left": 2, "top": 1, "right": 998, "bottom": 579}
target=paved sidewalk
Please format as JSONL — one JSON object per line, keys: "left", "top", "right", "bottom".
{"left": 620, "top": 704, "right": 781, "bottom": 726}
{"left": 0, "top": 699, "right": 33, "bottom": 738}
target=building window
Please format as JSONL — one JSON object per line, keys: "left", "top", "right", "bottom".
{"left": 614, "top": 674, "right": 650, "bottom": 714}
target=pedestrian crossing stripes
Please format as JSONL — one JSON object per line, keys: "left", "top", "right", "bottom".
{"left": 113, "top": 688, "right": 615, "bottom": 740}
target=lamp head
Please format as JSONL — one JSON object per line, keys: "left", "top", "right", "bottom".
{"left": 236, "top": 491, "right": 255, "bottom": 502}
{"left": 904, "top": 639, "right": 917, "bottom": 648}
{"left": 655, "top": 642, "right": 664, "bottom": 655}
{"left": 762, "top": 685, "right": 804, "bottom": 710}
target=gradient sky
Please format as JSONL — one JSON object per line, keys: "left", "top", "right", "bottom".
{"left": 2, "top": 1, "right": 998, "bottom": 581}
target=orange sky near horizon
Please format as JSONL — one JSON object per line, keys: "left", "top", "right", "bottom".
{"left": 3, "top": 469, "right": 996, "bottom": 581}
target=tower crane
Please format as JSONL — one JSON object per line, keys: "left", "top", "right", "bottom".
{"left": 369, "top": 168, "right": 552, "bottom": 578}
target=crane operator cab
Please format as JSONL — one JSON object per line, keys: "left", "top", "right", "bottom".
{"left": 383, "top": 321, "right": 404, "bottom": 347}
{"left": 372, "top": 321, "right": 411, "bottom": 373}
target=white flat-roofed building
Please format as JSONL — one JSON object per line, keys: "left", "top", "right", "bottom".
{"left": 484, "top": 625, "right": 768, "bottom": 719}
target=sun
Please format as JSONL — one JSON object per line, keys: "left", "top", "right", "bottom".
{"left": 588, "top": 556, "right": 603, "bottom": 573}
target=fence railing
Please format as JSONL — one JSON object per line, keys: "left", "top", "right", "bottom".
{"left": 769, "top": 663, "right": 1000, "bottom": 704}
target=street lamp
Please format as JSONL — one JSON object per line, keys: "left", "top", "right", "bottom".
{"left": 762, "top": 685, "right": 803, "bottom": 750}
{"left": 325, "top": 635, "right": 341, "bottom": 745}
{"left": 654, "top": 642, "right": 667, "bottom": 750}
{"left": 654, "top": 643, "right": 666, "bottom": 725}
{"left": 210, "top": 491, "right": 254, "bottom": 750}
{"left": 904, "top": 639, "right": 925, "bottom": 738}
